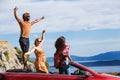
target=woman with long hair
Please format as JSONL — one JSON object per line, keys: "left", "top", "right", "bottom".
{"left": 54, "top": 36, "right": 72, "bottom": 75}
{"left": 24, "top": 30, "right": 48, "bottom": 73}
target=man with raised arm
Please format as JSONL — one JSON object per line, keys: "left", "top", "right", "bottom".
{"left": 14, "top": 6, "right": 45, "bottom": 70}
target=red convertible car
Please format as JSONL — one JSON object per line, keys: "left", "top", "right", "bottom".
{"left": 0, "top": 62, "right": 120, "bottom": 80}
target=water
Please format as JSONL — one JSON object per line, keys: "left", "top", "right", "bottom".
{"left": 49, "top": 65, "right": 120, "bottom": 73}
{"left": 88, "top": 66, "right": 120, "bottom": 72}
{"left": 48, "top": 61, "right": 120, "bottom": 73}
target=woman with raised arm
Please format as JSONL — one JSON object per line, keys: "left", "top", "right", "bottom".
{"left": 24, "top": 30, "right": 48, "bottom": 73}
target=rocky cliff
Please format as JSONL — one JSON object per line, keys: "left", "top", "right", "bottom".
{"left": 0, "top": 40, "right": 35, "bottom": 72}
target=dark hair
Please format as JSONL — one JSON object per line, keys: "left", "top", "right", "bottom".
{"left": 22, "top": 12, "right": 30, "bottom": 21}
{"left": 55, "top": 36, "right": 65, "bottom": 50}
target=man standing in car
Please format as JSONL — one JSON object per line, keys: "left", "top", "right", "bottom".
{"left": 14, "top": 6, "right": 45, "bottom": 70}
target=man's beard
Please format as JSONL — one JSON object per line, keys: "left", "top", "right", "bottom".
{"left": 24, "top": 18, "right": 30, "bottom": 21}
{"left": 26, "top": 18, "right": 30, "bottom": 21}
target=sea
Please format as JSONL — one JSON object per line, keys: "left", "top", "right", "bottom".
{"left": 30, "top": 57, "right": 120, "bottom": 72}
{"left": 48, "top": 61, "right": 120, "bottom": 73}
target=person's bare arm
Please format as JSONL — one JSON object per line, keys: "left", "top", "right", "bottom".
{"left": 40, "top": 30, "right": 46, "bottom": 45}
{"left": 31, "top": 16, "right": 45, "bottom": 25}
{"left": 23, "top": 47, "right": 35, "bottom": 66}
{"left": 14, "top": 6, "right": 21, "bottom": 23}
{"left": 25, "top": 47, "right": 35, "bottom": 55}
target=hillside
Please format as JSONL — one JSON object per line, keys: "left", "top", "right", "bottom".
{"left": 0, "top": 41, "right": 22, "bottom": 72}
{"left": 47, "top": 51, "right": 120, "bottom": 61}
{"left": 80, "top": 60, "right": 120, "bottom": 67}
{"left": 0, "top": 40, "right": 35, "bottom": 72}
{"left": 70, "top": 51, "right": 120, "bottom": 61}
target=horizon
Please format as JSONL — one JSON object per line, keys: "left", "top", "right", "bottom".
{"left": 0, "top": 0, "right": 120, "bottom": 58}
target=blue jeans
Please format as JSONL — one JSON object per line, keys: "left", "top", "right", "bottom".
{"left": 19, "top": 37, "right": 29, "bottom": 53}
{"left": 59, "top": 61, "right": 70, "bottom": 75}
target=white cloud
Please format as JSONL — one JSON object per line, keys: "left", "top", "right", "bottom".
{"left": 0, "top": 0, "right": 120, "bottom": 34}
{"left": 67, "top": 38, "right": 120, "bottom": 57}
{"left": 37, "top": 37, "right": 120, "bottom": 57}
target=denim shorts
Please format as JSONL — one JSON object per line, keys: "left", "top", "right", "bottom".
{"left": 19, "top": 37, "right": 29, "bottom": 53}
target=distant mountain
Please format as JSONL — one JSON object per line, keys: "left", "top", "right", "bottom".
{"left": 71, "top": 51, "right": 120, "bottom": 61}
{"left": 80, "top": 60, "right": 120, "bottom": 67}
{"left": 46, "top": 51, "right": 120, "bottom": 66}
{"left": 47, "top": 51, "right": 120, "bottom": 62}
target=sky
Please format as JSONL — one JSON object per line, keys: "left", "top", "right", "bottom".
{"left": 0, "top": 0, "right": 120, "bottom": 58}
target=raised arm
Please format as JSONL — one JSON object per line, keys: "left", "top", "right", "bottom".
{"left": 40, "top": 30, "right": 46, "bottom": 45}
{"left": 14, "top": 6, "right": 21, "bottom": 23}
{"left": 31, "top": 16, "right": 45, "bottom": 25}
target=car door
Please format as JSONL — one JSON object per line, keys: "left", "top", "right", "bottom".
{"left": 45, "top": 74, "right": 84, "bottom": 80}
{"left": 3, "top": 73, "right": 84, "bottom": 80}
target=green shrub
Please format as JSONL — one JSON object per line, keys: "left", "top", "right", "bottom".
{"left": 4, "top": 51, "right": 9, "bottom": 61}
{"left": 14, "top": 47, "right": 23, "bottom": 57}
{"left": 14, "top": 47, "right": 34, "bottom": 63}
{"left": 14, "top": 47, "right": 23, "bottom": 63}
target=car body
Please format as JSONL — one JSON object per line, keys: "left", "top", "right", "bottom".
{"left": 0, "top": 62, "right": 120, "bottom": 80}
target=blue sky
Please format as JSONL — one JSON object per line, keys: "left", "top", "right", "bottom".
{"left": 0, "top": 0, "right": 120, "bottom": 58}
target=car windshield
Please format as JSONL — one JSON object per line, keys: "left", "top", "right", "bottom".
{"left": 69, "top": 63, "right": 92, "bottom": 76}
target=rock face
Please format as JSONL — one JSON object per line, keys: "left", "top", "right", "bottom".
{"left": 0, "top": 40, "right": 35, "bottom": 72}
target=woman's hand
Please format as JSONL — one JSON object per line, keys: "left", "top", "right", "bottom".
{"left": 42, "top": 30, "right": 46, "bottom": 34}
{"left": 14, "top": 6, "right": 18, "bottom": 11}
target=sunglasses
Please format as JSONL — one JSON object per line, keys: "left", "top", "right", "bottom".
{"left": 38, "top": 40, "right": 42, "bottom": 42}
{"left": 27, "top": 16, "right": 30, "bottom": 17}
